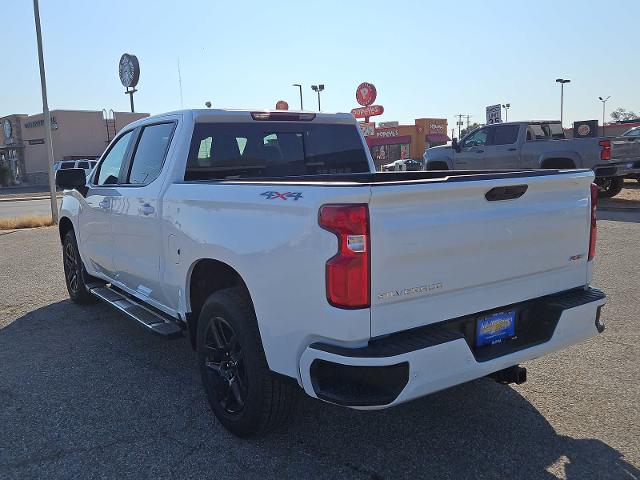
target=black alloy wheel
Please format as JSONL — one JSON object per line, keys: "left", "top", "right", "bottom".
{"left": 62, "top": 231, "right": 97, "bottom": 304}
{"left": 202, "top": 316, "right": 248, "bottom": 415}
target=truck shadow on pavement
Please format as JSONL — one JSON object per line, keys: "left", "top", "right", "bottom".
{"left": 1, "top": 300, "right": 638, "bottom": 479}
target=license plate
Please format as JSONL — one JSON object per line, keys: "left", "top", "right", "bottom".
{"left": 476, "top": 311, "right": 516, "bottom": 347}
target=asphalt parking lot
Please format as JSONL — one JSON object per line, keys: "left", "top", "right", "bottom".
{"left": 1, "top": 212, "right": 639, "bottom": 479}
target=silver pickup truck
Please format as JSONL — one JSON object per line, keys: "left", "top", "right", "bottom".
{"left": 424, "top": 121, "right": 640, "bottom": 197}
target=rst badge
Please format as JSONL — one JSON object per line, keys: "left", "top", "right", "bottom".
{"left": 260, "top": 191, "right": 303, "bottom": 201}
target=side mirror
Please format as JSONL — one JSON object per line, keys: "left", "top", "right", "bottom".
{"left": 56, "top": 168, "right": 87, "bottom": 191}
{"left": 452, "top": 138, "right": 460, "bottom": 152}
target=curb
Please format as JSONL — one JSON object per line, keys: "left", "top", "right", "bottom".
{"left": 599, "top": 205, "right": 640, "bottom": 212}
{"left": 0, "top": 195, "right": 62, "bottom": 203}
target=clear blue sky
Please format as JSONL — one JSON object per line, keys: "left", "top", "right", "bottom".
{"left": 1, "top": 0, "right": 638, "bottom": 131}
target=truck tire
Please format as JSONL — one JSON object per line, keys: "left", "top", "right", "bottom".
{"left": 595, "top": 176, "right": 624, "bottom": 198}
{"left": 197, "top": 287, "right": 297, "bottom": 437}
{"left": 62, "top": 231, "right": 98, "bottom": 304}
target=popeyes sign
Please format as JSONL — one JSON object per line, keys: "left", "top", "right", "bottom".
{"left": 352, "top": 82, "right": 383, "bottom": 121}
{"left": 351, "top": 105, "right": 384, "bottom": 119}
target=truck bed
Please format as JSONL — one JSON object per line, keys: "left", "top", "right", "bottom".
{"left": 178, "top": 168, "right": 586, "bottom": 186}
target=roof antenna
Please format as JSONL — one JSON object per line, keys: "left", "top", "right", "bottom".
{"left": 177, "top": 58, "right": 184, "bottom": 108}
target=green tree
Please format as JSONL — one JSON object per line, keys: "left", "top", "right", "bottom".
{"left": 610, "top": 108, "right": 638, "bottom": 123}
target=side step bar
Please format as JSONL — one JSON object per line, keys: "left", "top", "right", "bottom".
{"left": 88, "top": 283, "right": 183, "bottom": 338}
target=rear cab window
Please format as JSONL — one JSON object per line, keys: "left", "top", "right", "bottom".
{"left": 185, "top": 122, "right": 370, "bottom": 180}
{"left": 491, "top": 125, "right": 519, "bottom": 145}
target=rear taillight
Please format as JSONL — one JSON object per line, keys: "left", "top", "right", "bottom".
{"left": 589, "top": 183, "right": 598, "bottom": 260}
{"left": 599, "top": 139, "right": 611, "bottom": 160}
{"left": 319, "top": 204, "right": 370, "bottom": 308}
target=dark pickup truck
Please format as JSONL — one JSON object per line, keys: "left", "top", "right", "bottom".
{"left": 424, "top": 120, "right": 640, "bottom": 197}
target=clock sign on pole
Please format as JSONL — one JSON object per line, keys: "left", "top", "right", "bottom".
{"left": 119, "top": 53, "right": 140, "bottom": 113}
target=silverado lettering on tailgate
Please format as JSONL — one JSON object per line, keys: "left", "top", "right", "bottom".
{"left": 378, "top": 282, "right": 443, "bottom": 302}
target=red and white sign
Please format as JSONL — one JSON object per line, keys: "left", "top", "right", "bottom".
{"left": 358, "top": 122, "right": 375, "bottom": 136}
{"left": 375, "top": 128, "right": 399, "bottom": 138}
{"left": 351, "top": 105, "right": 384, "bottom": 119}
{"left": 275, "top": 100, "right": 289, "bottom": 110}
{"left": 356, "top": 82, "right": 377, "bottom": 107}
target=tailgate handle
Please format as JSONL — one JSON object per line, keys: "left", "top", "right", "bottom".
{"left": 485, "top": 184, "right": 528, "bottom": 201}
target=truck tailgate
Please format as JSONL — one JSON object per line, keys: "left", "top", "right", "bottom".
{"left": 612, "top": 137, "right": 640, "bottom": 161}
{"left": 369, "top": 171, "right": 593, "bottom": 337}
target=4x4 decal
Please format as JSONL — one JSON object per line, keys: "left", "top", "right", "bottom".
{"left": 260, "top": 191, "right": 303, "bottom": 201}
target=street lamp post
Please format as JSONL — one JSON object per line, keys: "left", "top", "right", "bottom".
{"left": 502, "top": 103, "right": 511, "bottom": 122}
{"left": 292, "top": 84, "right": 303, "bottom": 110}
{"left": 311, "top": 84, "right": 324, "bottom": 111}
{"left": 599, "top": 96, "right": 611, "bottom": 136}
{"left": 555, "top": 78, "right": 571, "bottom": 127}
{"left": 32, "top": 0, "right": 58, "bottom": 223}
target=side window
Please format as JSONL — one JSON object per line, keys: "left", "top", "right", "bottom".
{"left": 492, "top": 125, "right": 519, "bottom": 145}
{"left": 96, "top": 130, "right": 134, "bottom": 185}
{"left": 127, "top": 123, "right": 176, "bottom": 185}
{"left": 463, "top": 128, "right": 489, "bottom": 148}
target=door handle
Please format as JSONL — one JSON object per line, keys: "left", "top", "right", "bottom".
{"left": 139, "top": 203, "right": 155, "bottom": 216}
{"left": 508, "top": 148, "right": 517, "bottom": 151}
{"left": 99, "top": 199, "right": 110, "bottom": 209}
{"left": 476, "top": 149, "right": 484, "bottom": 153}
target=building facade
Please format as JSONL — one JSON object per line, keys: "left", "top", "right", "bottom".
{"left": 360, "top": 118, "right": 449, "bottom": 170}
{"left": 0, "top": 110, "right": 148, "bottom": 185}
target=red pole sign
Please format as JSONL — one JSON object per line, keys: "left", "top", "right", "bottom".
{"left": 351, "top": 105, "right": 384, "bottom": 119}
{"left": 356, "top": 82, "right": 377, "bottom": 107}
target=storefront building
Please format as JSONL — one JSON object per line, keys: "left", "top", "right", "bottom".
{"left": 0, "top": 110, "right": 148, "bottom": 185}
{"left": 361, "top": 118, "right": 449, "bottom": 170}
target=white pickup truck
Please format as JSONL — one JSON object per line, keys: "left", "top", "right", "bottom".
{"left": 56, "top": 109, "right": 606, "bottom": 437}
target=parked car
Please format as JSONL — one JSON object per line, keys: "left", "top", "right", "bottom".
{"left": 424, "top": 121, "right": 640, "bottom": 197}
{"left": 54, "top": 159, "right": 98, "bottom": 178}
{"left": 621, "top": 127, "right": 640, "bottom": 181}
{"left": 381, "top": 159, "right": 423, "bottom": 171}
{"left": 56, "top": 109, "right": 606, "bottom": 437}
{"left": 622, "top": 126, "right": 640, "bottom": 138}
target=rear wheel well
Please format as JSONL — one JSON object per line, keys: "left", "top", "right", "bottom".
{"left": 540, "top": 158, "right": 576, "bottom": 169}
{"left": 426, "top": 160, "right": 450, "bottom": 171}
{"left": 59, "top": 217, "right": 74, "bottom": 243}
{"left": 187, "top": 259, "right": 251, "bottom": 349}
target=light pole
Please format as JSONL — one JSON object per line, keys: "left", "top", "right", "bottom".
{"left": 599, "top": 96, "right": 611, "bottom": 136}
{"left": 555, "top": 78, "right": 571, "bottom": 127}
{"left": 32, "top": 0, "right": 58, "bottom": 223}
{"left": 311, "top": 84, "right": 324, "bottom": 111}
{"left": 502, "top": 103, "right": 511, "bottom": 122}
{"left": 292, "top": 84, "right": 303, "bottom": 110}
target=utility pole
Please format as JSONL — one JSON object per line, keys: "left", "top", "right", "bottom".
{"left": 293, "top": 84, "right": 303, "bottom": 110}
{"left": 311, "top": 84, "right": 324, "bottom": 111}
{"left": 455, "top": 114, "right": 464, "bottom": 138}
{"left": 32, "top": 0, "right": 58, "bottom": 223}
{"left": 599, "top": 96, "right": 610, "bottom": 136}
{"left": 555, "top": 78, "right": 571, "bottom": 127}
{"left": 464, "top": 114, "right": 472, "bottom": 130}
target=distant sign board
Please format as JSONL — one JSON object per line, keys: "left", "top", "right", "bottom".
{"left": 378, "top": 121, "right": 399, "bottom": 128}
{"left": 573, "top": 120, "right": 598, "bottom": 138}
{"left": 356, "top": 82, "right": 377, "bottom": 106}
{"left": 351, "top": 105, "right": 384, "bottom": 119}
{"left": 358, "top": 122, "right": 375, "bottom": 136}
{"left": 486, "top": 104, "right": 502, "bottom": 124}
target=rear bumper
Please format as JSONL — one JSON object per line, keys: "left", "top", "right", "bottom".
{"left": 594, "top": 160, "right": 640, "bottom": 177}
{"left": 299, "top": 288, "right": 606, "bottom": 409}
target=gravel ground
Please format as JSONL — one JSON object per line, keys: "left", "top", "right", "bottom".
{"left": 0, "top": 214, "right": 639, "bottom": 479}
